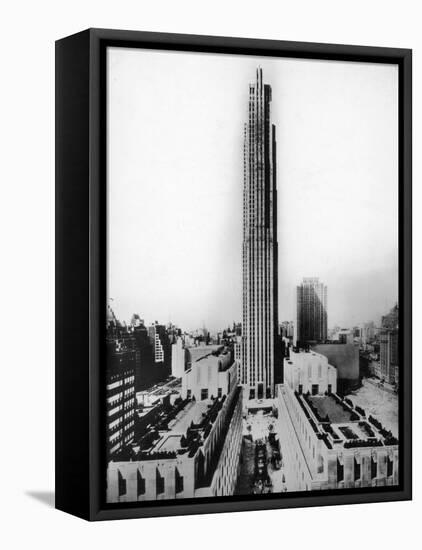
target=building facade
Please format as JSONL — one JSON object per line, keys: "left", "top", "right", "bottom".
{"left": 241, "top": 68, "right": 278, "bottom": 400}
{"left": 379, "top": 304, "right": 399, "bottom": 386}
{"left": 107, "top": 350, "right": 243, "bottom": 502}
{"left": 171, "top": 337, "right": 186, "bottom": 378}
{"left": 182, "top": 347, "right": 237, "bottom": 401}
{"left": 276, "top": 352, "right": 399, "bottom": 492}
{"left": 379, "top": 329, "right": 399, "bottom": 385}
{"left": 284, "top": 349, "right": 337, "bottom": 396}
{"left": 106, "top": 339, "right": 136, "bottom": 459}
{"left": 297, "top": 277, "right": 328, "bottom": 344}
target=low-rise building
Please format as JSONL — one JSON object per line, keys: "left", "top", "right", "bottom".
{"left": 182, "top": 346, "right": 236, "bottom": 401}
{"left": 107, "top": 349, "right": 242, "bottom": 502}
{"left": 277, "top": 351, "right": 399, "bottom": 492}
{"left": 284, "top": 349, "right": 337, "bottom": 395}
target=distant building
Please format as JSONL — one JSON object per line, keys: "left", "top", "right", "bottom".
{"left": 297, "top": 277, "right": 327, "bottom": 345}
{"left": 379, "top": 304, "right": 399, "bottom": 386}
{"left": 337, "top": 329, "right": 354, "bottom": 345}
{"left": 379, "top": 329, "right": 399, "bottom": 385}
{"left": 132, "top": 322, "right": 155, "bottom": 391}
{"left": 171, "top": 337, "right": 187, "bottom": 378}
{"left": 106, "top": 339, "right": 136, "bottom": 459}
{"left": 234, "top": 337, "right": 242, "bottom": 382}
{"left": 382, "top": 304, "right": 399, "bottom": 330}
{"left": 233, "top": 322, "right": 242, "bottom": 337}
{"left": 107, "top": 313, "right": 172, "bottom": 394}
{"left": 107, "top": 348, "right": 242, "bottom": 502}
{"left": 148, "top": 322, "right": 171, "bottom": 375}
{"left": 277, "top": 351, "right": 399, "bottom": 492}
{"left": 280, "top": 321, "right": 294, "bottom": 339}
{"left": 360, "top": 321, "right": 376, "bottom": 348}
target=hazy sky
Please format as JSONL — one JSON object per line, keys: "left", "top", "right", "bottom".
{"left": 107, "top": 47, "right": 398, "bottom": 331}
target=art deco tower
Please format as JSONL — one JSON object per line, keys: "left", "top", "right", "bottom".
{"left": 241, "top": 68, "right": 278, "bottom": 399}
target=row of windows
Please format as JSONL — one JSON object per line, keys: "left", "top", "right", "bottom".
{"left": 117, "top": 469, "right": 184, "bottom": 498}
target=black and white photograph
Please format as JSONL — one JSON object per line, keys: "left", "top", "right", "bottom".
{"left": 3, "top": 0, "right": 420, "bottom": 544}
{"left": 105, "top": 47, "right": 401, "bottom": 503}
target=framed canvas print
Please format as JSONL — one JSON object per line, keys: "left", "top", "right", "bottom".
{"left": 55, "top": 28, "right": 412, "bottom": 521}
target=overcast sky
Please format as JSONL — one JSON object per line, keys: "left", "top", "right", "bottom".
{"left": 107, "top": 47, "right": 398, "bottom": 332}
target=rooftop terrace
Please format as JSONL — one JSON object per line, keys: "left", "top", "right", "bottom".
{"left": 125, "top": 389, "right": 238, "bottom": 462}
{"left": 294, "top": 390, "right": 398, "bottom": 449}
{"left": 307, "top": 395, "right": 353, "bottom": 423}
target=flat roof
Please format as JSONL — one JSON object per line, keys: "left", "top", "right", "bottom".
{"left": 168, "top": 400, "right": 209, "bottom": 433}
{"left": 154, "top": 434, "right": 183, "bottom": 452}
{"left": 295, "top": 391, "right": 398, "bottom": 448}
{"left": 308, "top": 395, "right": 353, "bottom": 423}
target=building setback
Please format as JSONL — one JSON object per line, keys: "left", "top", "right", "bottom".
{"left": 241, "top": 67, "right": 278, "bottom": 400}
{"left": 297, "top": 277, "right": 328, "bottom": 345}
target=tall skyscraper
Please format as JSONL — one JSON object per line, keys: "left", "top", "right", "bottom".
{"left": 297, "top": 277, "right": 327, "bottom": 344}
{"left": 241, "top": 68, "right": 278, "bottom": 400}
{"left": 379, "top": 303, "right": 399, "bottom": 385}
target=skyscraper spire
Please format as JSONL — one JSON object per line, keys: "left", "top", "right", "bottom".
{"left": 241, "top": 68, "right": 278, "bottom": 399}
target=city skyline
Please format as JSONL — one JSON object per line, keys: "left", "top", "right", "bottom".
{"left": 107, "top": 48, "right": 398, "bottom": 331}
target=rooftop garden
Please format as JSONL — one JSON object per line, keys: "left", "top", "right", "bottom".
{"left": 306, "top": 394, "right": 354, "bottom": 424}
{"left": 322, "top": 423, "right": 341, "bottom": 441}
{"left": 338, "top": 426, "right": 358, "bottom": 440}
{"left": 292, "top": 388, "right": 398, "bottom": 449}
{"left": 344, "top": 439, "right": 383, "bottom": 448}
{"left": 368, "top": 415, "right": 399, "bottom": 444}
{"left": 359, "top": 421, "right": 375, "bottom": 438}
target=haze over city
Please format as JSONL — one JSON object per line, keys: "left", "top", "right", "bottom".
{"left": 107, "top": 48, "right": 398, "bottom": 331}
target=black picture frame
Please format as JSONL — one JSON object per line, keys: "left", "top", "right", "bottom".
{"left": 55, "top": 28, "right": 412, "bottom": 521}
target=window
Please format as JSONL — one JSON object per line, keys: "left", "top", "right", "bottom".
{"left": 337, "top": 458, "right": 344, "bottom": 482}
{"left": 175, "top": 468, "right": 184, "bottom": 493}
{"left": 118, "top": 470, "right": 126, "bottom": 497}
{"left": 201, "top": 388, "right": 209, "bottom": 400}
{"left": 187, "top": 389, "right": 191, "bottom": 399}
{"left": 371, "top": 456, "right": 378, "bottom": 479}
{"left": 137, "top": 470, "right": 145, "bottom": 496}
{"left": 387, "top": 456, "right": 393, "bottom": 477}
{"left": 217, "top": 387, "right": 222, "bottom": 398}
{"left": 156, "top": 469, "right": 165, "bottom": 494}
{"left": 354, "top": 458, "right": 361, "bottom": 481}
